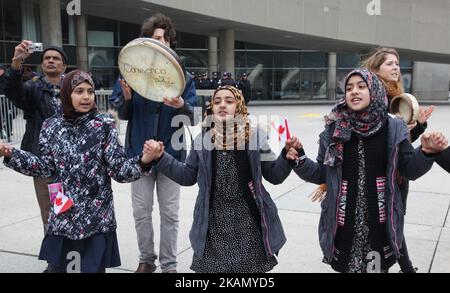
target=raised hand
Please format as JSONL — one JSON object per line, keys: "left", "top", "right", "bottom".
{"left": 421, "top": 132, "right": 448, "bottom": 154}
{"left": 141, "top": 140, "right": 164, "bottom": 164}
{"left": 418, "top": 106, "right": 434, "bottom": 125}
{"left": 11, "top": 40, "right": 33, "bottom": 69}
{"left": 0, "top": 143, "right": 13, "bottom": 158}
{"left": 119, "top": 78, "right": 133, "bottom": 101}
{"left": 163, "top": 96, "right": 184, "bottom": 109}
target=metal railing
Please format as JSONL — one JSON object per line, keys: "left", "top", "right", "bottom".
{"left": 0, "top": 89, "right": 213, "bottom": 145}
{"left": 0, "top": 95, "right": 26, "bottom": 144}
{"left": 0, "top": 91, "right": 115, "bottom": 144}
{"left": 95, "top": 90, "right": 114, "bottom": 113}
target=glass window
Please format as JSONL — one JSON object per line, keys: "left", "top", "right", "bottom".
{"left": 400, "top": 59, "right": 412, "bottom": 69}
{"left": 235, "top": 41, "right": 246, "bottom": 50}
{"left": 274, "top": 51, "right": 299, "bottom": 68}
{"left": 88, "top": 31, "right": 115, "bottom": 47}
{"left": 337, "top": 52, "right": 359, "bottom": 68}
{"left": 179, "top": 32, "right": 206, "bottom": 49}
{"left": 249, "top": 68, "right": 273, "bottom": 100}
{"left": 3, "top": 0, "right": 22, "bottom": 41}
{"left": 337, "top": 69, "right": 353, "bottom": 96}
{"left": 299, "top": 70, "right": 312, "bottom": 99}
{"left": 88, "top": 47, "right": 117, "bottom": 67}
{"left": 311, "top": 69, "right": 327, "bottom": 99}
{"left": 62, "top": 45, "right": 77, "bottom": 66}
{"left": 247, "top": 51, "right": 273, "bottom": 68}
{"left": 178, "top": 49, "right": 208, "bottom": 68}
{"left": 399, "top": 59, "right": 412, "bottom": 92}
{"left": 61, "top": 13, "right": 75, "bottom": 45}
{"left": 273, "top": 69, "right": 300, "bottom": 99}
{"left": 245, "top": 42, "right": 286, "bottom": 50}
{"left": 185, "top": 67, "right": 207, "bottom": 76}
{"left": 61, "top": 10, "right": 69, "bottom": 44}
{"left": 0, "top": 42, "right": 6, "bottom": 64}
{"left": 402, "top": 69, "right": 413, "bottom": 93}
{"left": 300, "top": 52, "right": 327, "bottom": 68}
{"left": 88, "top": 68, "right": 119, "bottom": 89}
{"left": 20, "top": 0, "right": 40, "bottom": 42}
{"left": 235, "top": 50, "right": 246, "bottom": 68}
{"left": 119, "top": 21, "right": 140, "bottom": 46}
{"left": 87, "top": 15, "right": 118, "bottom": 46}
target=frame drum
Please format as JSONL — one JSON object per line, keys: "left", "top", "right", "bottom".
{"left": 389, "top": 93, "right": 420, "bottom": 124}
{"left": 118, "top": 38, "right": 186, "bottom": 102}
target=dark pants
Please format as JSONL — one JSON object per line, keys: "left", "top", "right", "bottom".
{"left": 33, "top": 177, "right": 52, "bottom": 234}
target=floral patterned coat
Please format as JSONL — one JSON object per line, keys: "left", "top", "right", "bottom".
{"left": 4, "top": 111, "right": 149, "bottom": 240}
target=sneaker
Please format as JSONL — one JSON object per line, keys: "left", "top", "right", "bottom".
{"left": 163, "top": 269, "right": 177, "bottom": 273}
{"left": 135, "top": 263, "right": 157, "bottom": 273}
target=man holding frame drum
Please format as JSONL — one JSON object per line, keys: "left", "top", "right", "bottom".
{"left": 110, "top": 13, "right": 197, "bottom": 273}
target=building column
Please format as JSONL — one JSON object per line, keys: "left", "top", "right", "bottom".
{"left": 39, "top": 0, "right": 62, "bottom": 47}
{"left": 327, "top": 52, "right": 337, "bottom": 100}
{"left": 75, "top": 15, "right": 88, "bottom": 71}
{"left": 219, "top": 29, "right": 235, "bottom": 78}
{"left": 412, "top": 61, "right": 450, "bottom": 100}
{"left": 208, "top": 36, "right": 218, "bottom": 78}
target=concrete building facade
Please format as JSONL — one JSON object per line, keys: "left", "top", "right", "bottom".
{"left": 1, "top": 0, "right": 449, "bottom": 101}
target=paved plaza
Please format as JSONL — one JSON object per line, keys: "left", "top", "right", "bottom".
{"left": 1, "top": 104, "right": 449, "bottom": 273}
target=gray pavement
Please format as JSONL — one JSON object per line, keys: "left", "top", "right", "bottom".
{"left": 1, "top": 105, "right": 450, "bottom": 273}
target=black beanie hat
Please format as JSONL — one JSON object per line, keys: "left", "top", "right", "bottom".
{"left": 40, "top": 46, "right": 68, "bottom": 64}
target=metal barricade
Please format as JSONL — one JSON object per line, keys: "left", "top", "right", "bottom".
{"left": 95, "top": 90, "right": 113, "bottom": 113}
{"left": 94, "top": 90, "right": 126, "bottom": 135}
{"left": 0, "top": 89, "right": 210, "bottom": 144}
{"left": 0, "top": 91, "right": 117, "bottom": 144}
{"left": 196, "top": 89, "right": 214, "bottom": 116}
{"left": 0, "top": 94, "right": 26, "bottom": 144}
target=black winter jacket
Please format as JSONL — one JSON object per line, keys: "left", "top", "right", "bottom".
{"left": 4, "top": 69, "right": 61, "bottom": 155}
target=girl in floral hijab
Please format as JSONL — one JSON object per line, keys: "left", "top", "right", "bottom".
{"left": 288, "top": 68, "right": 436, "bottom": 273}
{"left": 324, "top": 68, "right": 389, "bottom": 167}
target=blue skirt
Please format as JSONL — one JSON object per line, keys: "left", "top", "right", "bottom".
{"left": 38, "top": 231, "right": 121, "bottom": 273}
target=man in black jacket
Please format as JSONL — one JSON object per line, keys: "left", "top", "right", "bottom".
{"left": 4, "top": 40, "right": 67, "bottom": 234}
{"left": 0, "top": 65, "right": 7, "bottom": 139}
{"left": 0, "top": 65, "right": 6, "bottom": 93}
{"left": 237, "top": 73, "right": 252, "bottom": 104}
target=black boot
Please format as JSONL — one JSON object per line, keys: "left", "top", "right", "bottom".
{"left": 42, "top": 263, "right": 65, "bottom": 273}
{"left": 398, "top": 238, "right": 418, "bottom": 273}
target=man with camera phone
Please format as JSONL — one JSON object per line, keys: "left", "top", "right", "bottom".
{"left": 3, "top": 40, "right": 68, "bottom": 247}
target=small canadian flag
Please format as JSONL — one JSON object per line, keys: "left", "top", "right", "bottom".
{"left": 48, "top": 183, "right": 73, "bottom": 215}
{"left": 53, "top": 191, "right": 74, "bottom": 215}
{"left": 271, "top": 117, "right": 291, "bottom": 145}
{"left": 268, "top": 117, "right": 292, "bottom": 154}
